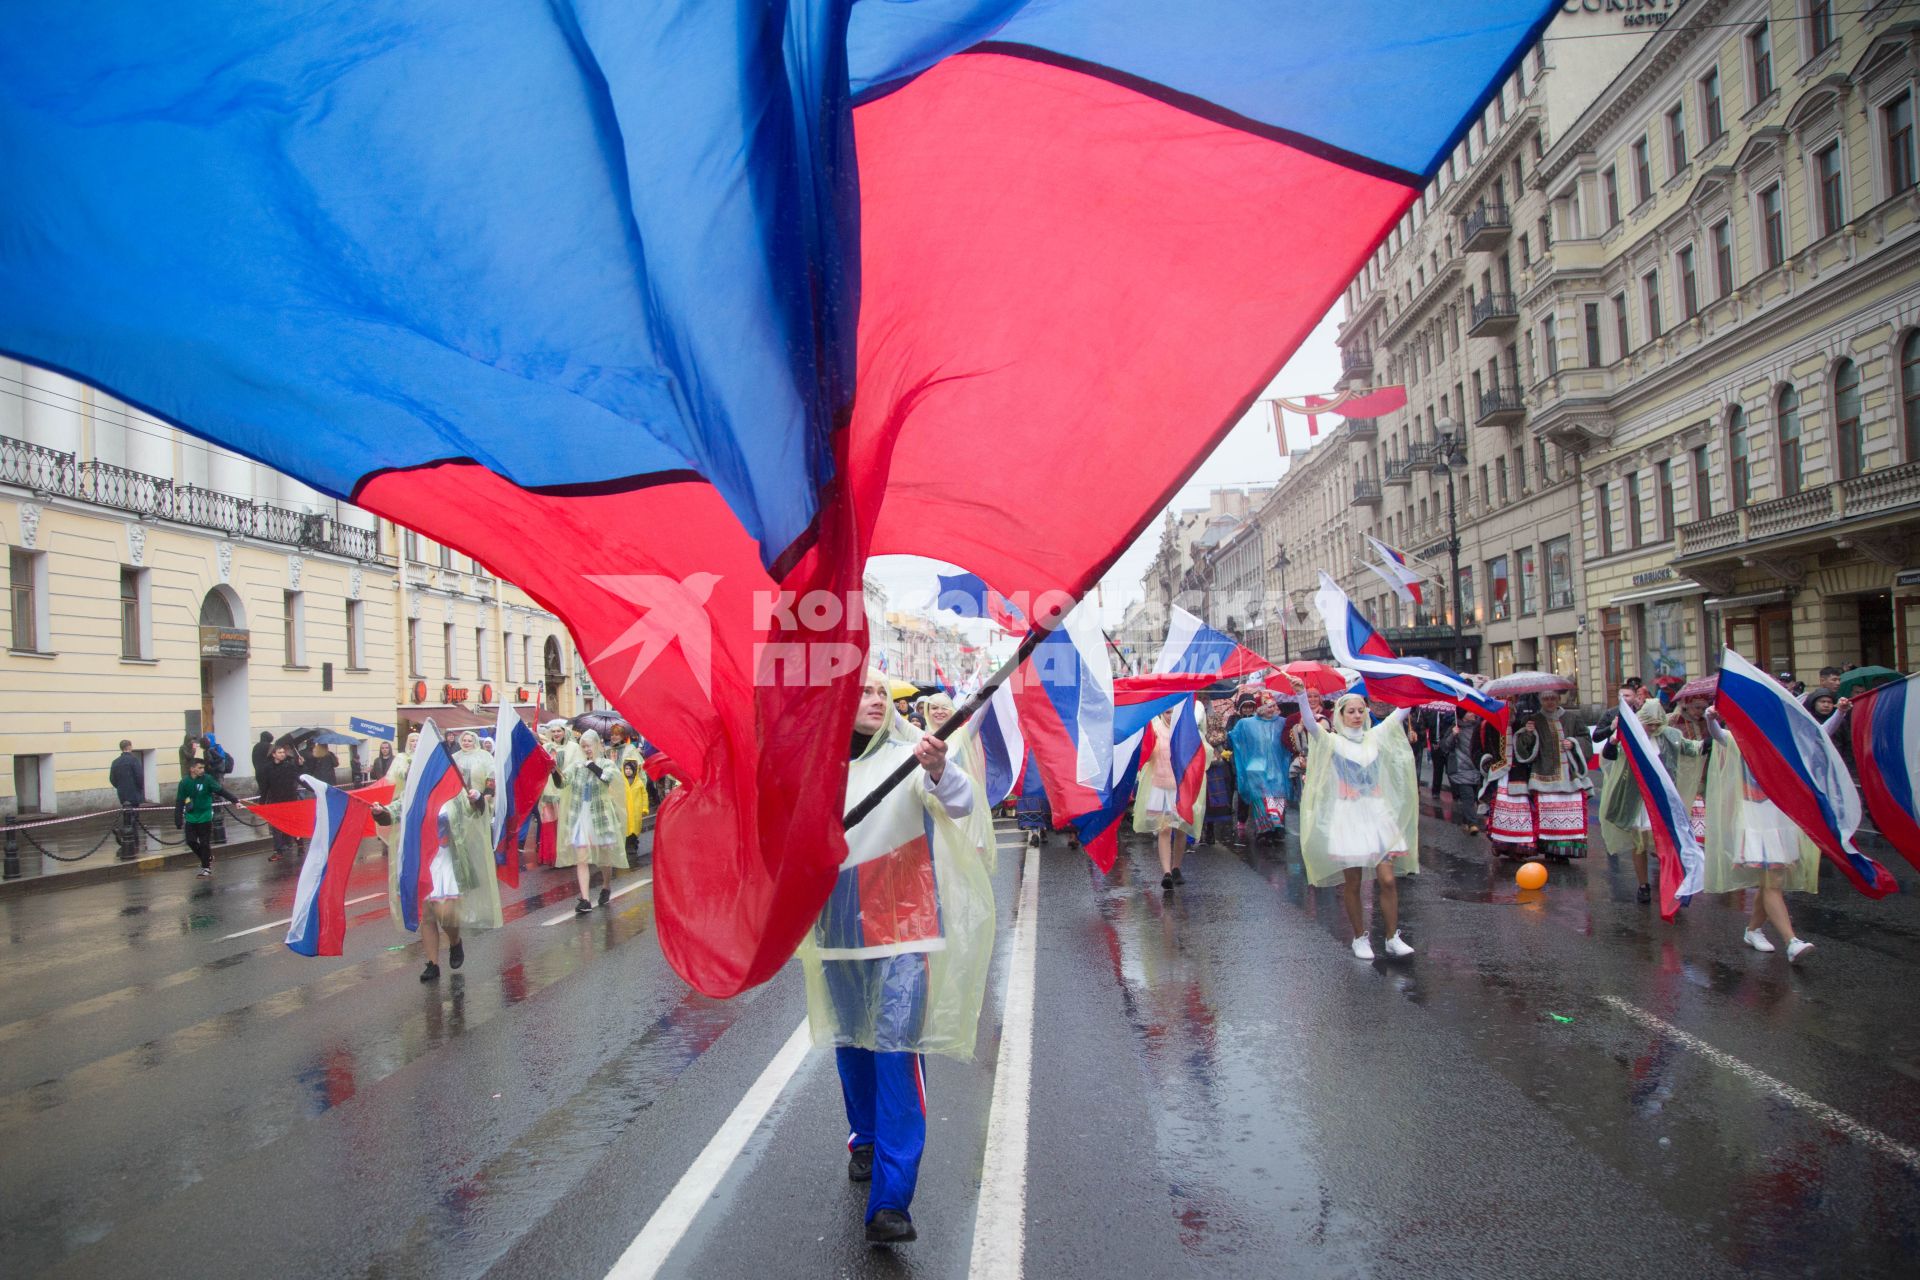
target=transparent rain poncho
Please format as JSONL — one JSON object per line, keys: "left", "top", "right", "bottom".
{"left": 1296, "top": 696, "right": 1420, "bottom": 888}
{"left": 799, "top": 705, "right": 995, "bottom": 1061}
{"left": 556, "top": 731, "right": 626, "bottom": 868}
{"left": 1702, "top": 735, "right": 1819, "bottom": 895}
{"left": 925, "top": 692, "right": 999, "bottom": 872}
{"left": 384, "top": 745, "right": 504, "bottom": 933}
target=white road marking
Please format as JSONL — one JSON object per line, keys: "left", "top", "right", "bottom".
{"left": 969, "top": 841, "right": 1040, "bottom": 1280}
{"left": 541, "top": 876, "right": 652, "bottom": 926}
{"left": 605, "top": 1018, "right": 813, "bottom": 1279}
{"left": 221, "top": 892, "right": 383, "bottom": 939}
{"left": 1602, "top": 995, "right": 1920, "bottom": 1172}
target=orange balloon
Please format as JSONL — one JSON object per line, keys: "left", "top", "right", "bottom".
{"left": 1515, "top": 861, "right": 1548, "bottom": 890}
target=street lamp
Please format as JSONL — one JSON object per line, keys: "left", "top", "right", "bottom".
{"left": 1432, "top": 418, "right": 1470, "bottom": 672}
{"left": 1273, "top": 548, "right": 1291, "bottom": 661}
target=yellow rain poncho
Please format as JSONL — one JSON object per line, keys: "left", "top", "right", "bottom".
{"left": 799, "top": 702, "right": 995, "bottom": 1061}
{"left": 1702, "top": 734, "right": 1819, "bottom": 895}
{"left": 1131, "top": 714, "right": 1202, "bottom": 839}
{"left": 1297, "top": 695, "right": 1420, "bottom": 888}
{"left": 624, "top": 765, "right": 650, "bottom": 839}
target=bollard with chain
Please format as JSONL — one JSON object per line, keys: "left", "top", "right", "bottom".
{"left": 3, "top": 815, "right": 18, "bottom": 880}
{"left": 116, "top": 804, "right": 138, "bottom": 860}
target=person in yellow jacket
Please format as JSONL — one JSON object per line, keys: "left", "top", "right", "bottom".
{"left": 622, "top": 756, "right": 650, "bottom": 861}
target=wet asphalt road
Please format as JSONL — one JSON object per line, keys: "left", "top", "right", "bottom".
{"left": 3, "top": 800, "right": 1919, "bottom": 1279}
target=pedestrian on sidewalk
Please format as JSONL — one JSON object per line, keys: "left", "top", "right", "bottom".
{"left": 251, "top": 731, "right": 275, "bottom": 786}
{"left": 110, "top": 740, "right": 145, "bottom": 856}
{"left": 1289, "top": 682, "right": 1419, "bottom": 960}
{"left": 554, "top": 729, "right": 625, "bottom": 912}
{"left": 1703, "top": 709, "right": 1820, "bottom": 961}
{"left": 172, "top": 757, "right": 238, "bottom": 877}
{"left": 258, "top": 743, "right": 306, "bottom": 861}
{"left": 369, "top": 739, "right": 396, "bottom": 780}
{"left": 801, "top": 670, "right": 990, "bottom": 1246}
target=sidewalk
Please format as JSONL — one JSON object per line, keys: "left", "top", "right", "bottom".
{"left": 0, "top": 803, "right": 273, "bottom": 897}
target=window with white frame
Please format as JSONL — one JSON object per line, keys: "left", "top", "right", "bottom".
{"left": 119, "top": 565, "right": 152, "bottom": 660}
{"left": 1643, "top": 270, "right": 1663, "bottom": 340}
{"left": 1700, "top": 66, "right": 1725, "bottom": 143}
{"left": 1885, "top": 91, "right": 1916, "bottom": 196}
{"left": 443, "top": 621, "right": 457, "bottom": 678}
{"left": 1806, "top": 1, "right": 1834, "bottom": 60}
{"left": 1602, "top": 167, "right": 1621, "bottom": 228}
{"left": 1748, "top": 22, "right": 1774, "bottom": 103}
{"left": 1712, "top": 218, "right": 1735, "bottom": 297}
{"left": 1667, "top": 103, "right": 1688, "bottom": 174}
{"left": 283, "top": 589, "right": 306, "bottom": 666}
{"left": 10, "top": 547, "right": 49, "bottom": 652}
{"left": 1678, "top": 244, "right": 1700, "bottom": 319}
{"left": 1815, "top": 140, "right": 1845, "bottom": 236}
{"left": 1758, "top": 183, "right": 1785, "bottom": 269}
{"left": 1631, "top": 136, "right": 1652, "bottom": 204}
{"left": 346, "top": 599, "right": 365, "bottom": 669}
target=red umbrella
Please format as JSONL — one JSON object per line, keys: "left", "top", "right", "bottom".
{"left": 1675, "top": 675, "right": 1717, "bottom": 701}
{"left": 1281, "top": 661, "right": 1347, "bottom": 696}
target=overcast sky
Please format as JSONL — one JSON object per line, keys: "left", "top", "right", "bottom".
{"left": 868, "top": 300, "right": 1345, "bottom": 628}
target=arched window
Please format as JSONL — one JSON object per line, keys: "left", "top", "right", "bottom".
{"left": 1776, "top": 385, "right": 1803, "bottom": 496}
{"left": 1834, "top": 358, "right": 1864, "bottom": 479}
{"left": 1729, "top": 406, "right": 1750, "bottom": 508}
{"left": 1902, "top": 332, "right": 1920, "bottom": 461}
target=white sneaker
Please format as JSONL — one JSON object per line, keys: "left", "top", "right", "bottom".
{"left": 1350, "top": 936, "right": 1375, "bottom": 960}
{"left": 1787, "top": 937, "right": 1815, "bottom": 963}
{"left": 196, "top": 867, "right": 212, "bottom": 878}
{"left": 1743, "top": 927, "right": 1775, "bottom": 953}
{"left": 1384, "top": 932, "right": 1415, "bottom": 958}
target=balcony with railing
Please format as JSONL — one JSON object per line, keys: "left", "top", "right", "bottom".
{"left": 1406, "top": 441, "right": 1441, "bottom": 472}
{"left": 1467, "top": 291, "right": 1520, "bottom": 337}
{"left": 1351, "top": 478, "right": 1383, "bottom": 506}
{"left": 1476, "top": 385, "right": 1526, "bottom": 427}
{"left": 1383, "top": 457, "right": 1413, "bottom": 487}
{"left": 1344, "top": 417, "right": 1378, "bottom": 439}
{"left": 1461, "top": 203, "right": 1512, "bottom": 252}
{"left": 1675, "top": 461, "right": 1920, "bottom": 561}
{"left": 0, "top": 433, "right": 393, "bottom": 565}
{"left": 1341, "top": 345, "right": 1374, "bottom": 374}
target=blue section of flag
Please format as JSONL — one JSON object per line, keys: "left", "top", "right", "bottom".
{"left": 396, "top": 734, "right": 462, "bottom": 931}
{"left": 847, "top": 0, "right": 1561, "bottom": 178}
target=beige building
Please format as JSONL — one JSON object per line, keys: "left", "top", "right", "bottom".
{"left": 2, "top": 357, "right": 585, "bottom": 815}
{"left": 3, "top": 360, "right": 396, "bottom": 812}
{"left": 1536, "top": 0, "right": 1920, "bottom": 688}
{"left": 1300, "top": 7, "right": 1651, "bottom": 690}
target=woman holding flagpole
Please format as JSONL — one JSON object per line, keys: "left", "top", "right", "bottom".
{"left": 1600, "top": 699, "right": 1705, "bottom": 904}
{"left": 1134, "top": 708, "right": 1194, "bottom": 889}
{"left": 1702, "top": 709, "right": 1820, "bottom": 960}
{"left": 1287, "top": 680, "right": 1420, "bottom": 959}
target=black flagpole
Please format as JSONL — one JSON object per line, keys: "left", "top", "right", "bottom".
{"left": 843, "top": 617, "right": 1055, "bottom": 831}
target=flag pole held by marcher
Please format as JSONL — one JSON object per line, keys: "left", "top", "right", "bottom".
{"left": 843, "top": 615, "right": 1058, "bottom": 831}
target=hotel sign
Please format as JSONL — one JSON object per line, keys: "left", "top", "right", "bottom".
{"left": 1562, "top": 0, "right": 1674, "bottom": 28}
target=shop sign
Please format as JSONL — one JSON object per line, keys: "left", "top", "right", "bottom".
{"left": 443, "top": 683, "right": 471, "bottom": 703}
{"left": 199, "top": 625, "right": 250, "bottom": 659}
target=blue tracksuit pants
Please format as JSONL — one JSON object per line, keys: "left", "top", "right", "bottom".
{"left": 825, "top": 952, "right": 930, "bottom": 1221}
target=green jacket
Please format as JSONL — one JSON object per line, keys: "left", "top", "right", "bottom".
{"left": 173, "top": 773, "right": 235, "bottom": 825}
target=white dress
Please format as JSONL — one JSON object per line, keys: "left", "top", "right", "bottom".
{"left": 426, "top": 843, "right": 462, "bottom": 900}
{"left": 1322, "top": 734, "right": 1408, "bottom": 865}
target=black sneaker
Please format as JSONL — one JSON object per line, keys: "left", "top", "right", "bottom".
{"left": 1161, "top": 872, "right": 1174, "bottom": 890}
{"left": 598, "top": 886, "right": 611, "bottom": 907}
{"left": 449, "top": 941, "right": 464, "bottom": 970}
{"left": 575, "top": 897, "right": 593, "bottom": 914}
{"left": 848, "top": 1144, "right": 874, "bottom": 1182}
{"left": 419, "top": 962, "right": 440, "bottom": 982}
{"left": 1637, "top": 884, "right": 1652, "bottom": 904}
{"left": 1171, "top": 867, "right": 1185, "bottom": 885}
{"left": 866, "top": 1210, "right": 916, "bottom": 1245}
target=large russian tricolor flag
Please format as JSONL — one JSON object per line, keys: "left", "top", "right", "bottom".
{"left": 1068, "top": 729, "right": 1147, "bottom": 874}
{"left": 1170, "top": 697, "right": 1207, "bottom": 825}
{"left": 490, "top": 702, "right": 554, "bottom": 890}
{"left": 1314, "top": 575, "right": 1507, "bottom": 729}
{"left": 935, "top": 572, "right": 1029, "bottom": 636}
{"left": 285, "top": 778, "right": 371, "bottom": 958}
{"left": 1851, "top": 672, "right": 1920, "bottom": 872}
{"left": 1151, "top": 607, "right": 1272, "bottom": 686}
{"left": 0, "top": 2, "right": 1560, "bottom": 995}
{"left": 395, "top": 722, "right": 466, "bottom": 932}
{"left": 1614, "top": 697, "right": 1703, "bottom": 922}
{"left": 1714, "top": 650, "right": 1897, "bottom": 898}
{"left": 1012, "top": 601, "right": 1115, "bottom": 822}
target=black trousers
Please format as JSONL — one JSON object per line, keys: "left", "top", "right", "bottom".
{"left": 184, "top": 821, "right": 213, "bottom": 869}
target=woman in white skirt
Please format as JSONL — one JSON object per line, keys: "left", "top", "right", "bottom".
{"left": 1131, "top": 709, "right": 1191, "bottom": 890}
{"left": 1704, "top": 709, "right": 1820, "bottom": 961}
{"left": 1288, "top": 683, "right": 1421, "bottom": 959}
{"left": 554, "top": 729, "right": 626, "bottom": 913}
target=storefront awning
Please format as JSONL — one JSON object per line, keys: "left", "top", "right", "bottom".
{"left": 1703, "top": 589, "right": 1792, "bottom": 612}
{"left": 395, "top": 704, "right": 539, "bottom": 731}
{"left": 1609, "top": 579, "right": 1706, "bottom": 606}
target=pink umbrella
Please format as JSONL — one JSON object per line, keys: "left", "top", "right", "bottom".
{"left": 1483, "top": 670, "right": 1574, "bottom": 697}
{"left": 1675, "top": 675, "right": 1717, "bottom": 701}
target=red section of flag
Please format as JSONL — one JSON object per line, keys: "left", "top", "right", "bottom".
{"left": 1336, "top": 385, "right": 1408, "bottom": 417}
{"left": 248, "top": 780, "right": 393, "bottom": 840}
